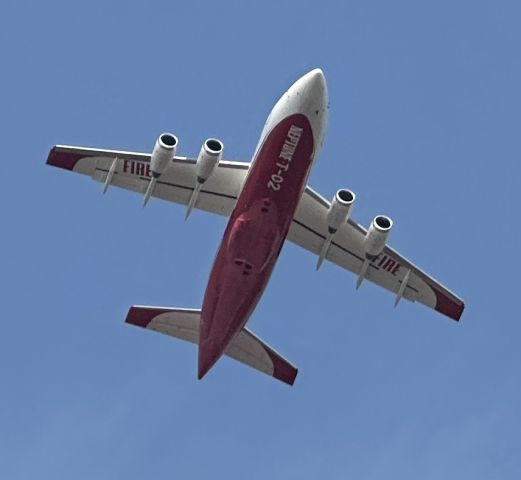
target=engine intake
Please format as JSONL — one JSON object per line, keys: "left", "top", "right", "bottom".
{"left": 151, "top": 133, "right": 178, "bottom": 177}
{"left": 196, "top": 138, "right": 223, "bottom": 183}
{"left": 326, "top": 189, "right": 355, "bottom": 233}
{"left": 364, "top": 215, "right": 393, "bottom": 259}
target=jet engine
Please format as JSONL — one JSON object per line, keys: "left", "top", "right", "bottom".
{"left": 195, "top": 138, "right": 224, "bottom": 183}
{"left": 143, "top": 133, "right": 178, "bottom": 206}
{"left": 316, "top": 188, "right": 356, "bottom": 270}
{"left": 185, "top": 138, "right": 224, "bottom": 219}
{"left": 363, "top": 215, "right": 393, "bottom": 259}
{"left": 326, "top": 189, "right": 356, "bottom": 233}
{"left": 355, "top": 215, "right": 393, "bottom": 289}
{"left": 151, "top": 133, "right": 178, "bottom": 177}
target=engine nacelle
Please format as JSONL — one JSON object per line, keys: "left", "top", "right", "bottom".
{"left": 151, "top": 133, "right": 178, "bottom": 177}
{"left": 327, "top": 189, "right": 355, "bottom": 233}
{"left": 364, "top": 215, "right": 393, "bottom": 258}
{"left": 195, "top": 138, "right": 223, "bottom": 183}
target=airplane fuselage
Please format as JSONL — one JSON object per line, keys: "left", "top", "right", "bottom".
{"left": 198, "top": 70, "right": 328, "bottom": 378}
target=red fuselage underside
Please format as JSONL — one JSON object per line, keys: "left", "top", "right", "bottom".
{"left": 198, "top": 113, "right": 314, "bottom": 377}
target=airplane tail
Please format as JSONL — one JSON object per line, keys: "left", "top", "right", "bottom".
{"left": 125, "top": 306, "right": 298, "bottom": 385}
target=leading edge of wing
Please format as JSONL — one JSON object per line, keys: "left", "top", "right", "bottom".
{"left": 46, "top": 145, "right": 250, "bottom": 171}
{"left": 47, "top": 145, "right": 151, "bottom": 170}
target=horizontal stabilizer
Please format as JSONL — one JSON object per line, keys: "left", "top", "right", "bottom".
{"left": 126, "top": 306, "right": 297, "bottom": 385}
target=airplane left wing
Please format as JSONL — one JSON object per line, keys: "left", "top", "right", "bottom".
{"left": 47, "top": 145, "right": 249, "bottom": 216}
{"left": 288, "top": 187, "right": 465, "bottom": 321}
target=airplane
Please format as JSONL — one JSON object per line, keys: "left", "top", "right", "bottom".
{"left": 46, "top": 68, "right": 465, "bottom": 385}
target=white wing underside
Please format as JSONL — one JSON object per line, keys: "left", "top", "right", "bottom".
{"left": 47, "top": 145, "right": 464, "bottom": 320}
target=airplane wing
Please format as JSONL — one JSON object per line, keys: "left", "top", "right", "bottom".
{"left": 47, "top": 145, "right": 464, "bottom": 321}
{"left": 125, "top": 306, "right": 297, "bottom": 385}
{"left": 47, "top": 145, "right": 249, "bottom": 216}
{"left": 287, "top": 187, "right": 465, "bottom": 321}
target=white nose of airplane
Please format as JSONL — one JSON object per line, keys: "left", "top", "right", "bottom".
{"left": 289, "top": 68, "right": 328, "bottom": 108}
{"left": 302, "top": 68, "right": 326, "bottom": 94}
{"left": 255, "top": 68, "right": 329, "bottom": 158}
{"left": 287, "top": 68, "right": 328, "bottom": 151}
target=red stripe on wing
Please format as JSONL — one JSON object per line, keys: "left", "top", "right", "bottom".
{"left": 433, "top": 289, "right": 465, "bottom": 321}
{"left": 46, "top": 147, "right": 86, "bottom": 171}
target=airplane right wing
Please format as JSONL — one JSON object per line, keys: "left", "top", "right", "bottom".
{"left": 47, "top": 145, "right": 249, "bottom": 216}
{"left": 287, "top": 186, "right": 465, "bottom": 321}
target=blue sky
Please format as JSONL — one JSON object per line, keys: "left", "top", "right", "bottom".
{"left": 1, "top": 0, "right": 520, "bottom": 478}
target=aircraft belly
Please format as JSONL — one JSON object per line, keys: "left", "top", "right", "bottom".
{"left": 199, "top": 114, "right": 315, "bottom": 377}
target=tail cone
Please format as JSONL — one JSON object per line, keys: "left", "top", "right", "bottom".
{"left": 197, "top": 337, "right": 222, "bottom": 380}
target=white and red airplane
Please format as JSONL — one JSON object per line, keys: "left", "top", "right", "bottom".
{"left": 47, "top": 69, "right": 464, "bottom": 385}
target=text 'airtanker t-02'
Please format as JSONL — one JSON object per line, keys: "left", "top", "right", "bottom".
{"left": 46, "top": 69, "right": 465, "bottom": 385}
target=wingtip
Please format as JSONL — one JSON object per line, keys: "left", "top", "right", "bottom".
{"left": 46, "top": 146, "right": 84, "bottom": 171}
{"left": 432, "top": 288, "right": 465, "bottom": 321}
{"left": 453, "top": 302, "right": 465, "bottom": 322}
{"left": 285, "top": 368, "right": 298, "bottom": 386}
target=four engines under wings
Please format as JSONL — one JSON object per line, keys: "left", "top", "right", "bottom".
{"left": 146, "top": 136, "right": 397, "bottom": 272}
{"left": 46, "top": 138, "right": 464, "bottom": 322}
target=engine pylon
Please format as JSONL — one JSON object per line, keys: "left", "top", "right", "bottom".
{"left": 143, "top": 133, "right": 178, "bottom": 207}
{"left": 102, "top": 156, "right": 118, "bottom": 194}
{"left": 185, "top": 182, "right": 202, "bottom": 220}
{"left": 356, "top": 259, "right": 370, "bottom": 289}
{"left": 143, "top": 177, "right": 157, "bottom": 207}
{"left": 394, "top": 269, "right": 411, "bottom": 306}
{"left": 317, "top": 189, "right": 356, "bottom": 271}
{"left": 316, "top": 234, "right": 333, "bottom": 270}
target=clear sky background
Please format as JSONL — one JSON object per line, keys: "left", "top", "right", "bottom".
{"left": 1, "top": 1, "right": 520, "bottom": 478}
